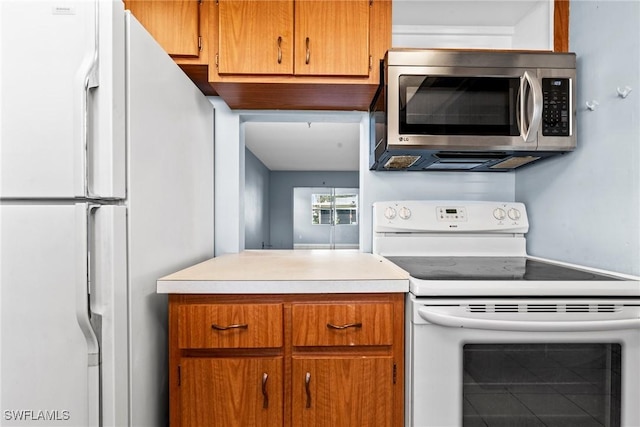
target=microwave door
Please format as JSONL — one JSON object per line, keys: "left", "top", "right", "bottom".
{"left": 392, "top": 70, "right": 529, "bottom": 151}
{"left": 519, "top": 71, "right": 543, "bottom": 145}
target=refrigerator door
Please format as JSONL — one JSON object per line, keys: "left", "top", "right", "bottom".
{"left": 0, "top": 1, "right": 125, "bottom": 199}
{"left": 125, "top": 12, "right": 214, "bottom": 427}
{"left": 0, "top": 203, "right": 99, "bottom": 426}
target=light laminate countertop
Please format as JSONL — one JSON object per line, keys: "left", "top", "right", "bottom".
{"left": 157, "top": 250, "right": 410, "bottom": 294}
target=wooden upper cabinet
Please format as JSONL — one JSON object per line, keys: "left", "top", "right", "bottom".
{"left": 215, "top": 0, "right": 371, "bottom": 77}
{"left": 125, "top": 0, "right": 201, "bottom": 58}
{"left": 294, "top": 0, "right": 370, "bottom": 77}
{"left": 218, "top": 0, "right": 294, "bottom": 75}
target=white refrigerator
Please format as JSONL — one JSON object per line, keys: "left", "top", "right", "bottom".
{"left": 0, "top": 1, "right": 214, "bottom": 426}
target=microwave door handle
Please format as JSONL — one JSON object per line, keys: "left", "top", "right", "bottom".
{"left": 520, "top": 71, "right": 543, "bottom": 143}
{"left": 418, "top": 307, "right": 640, "bottom": 332}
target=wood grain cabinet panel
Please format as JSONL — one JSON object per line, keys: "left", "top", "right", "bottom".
{"left": 291, "top": 303, "right": 393, "bottom": 347}
{"left": 125, "top": 0, "right": 201, "bottom": 57}
{"left": 294, "top": 0, "right": 370, "bottom": 77}
{"left": 180, "top": 357, "right": 284, "bottom": 427}
{"left": 218, "top": 0, "right": 294, "bottom": 75}
{"left": 292, "top": 356, "right": 394, "bottom": 427}
{"left": 177, "top": 303, "right": 283, "bottom": 349}
{"left": 168, "top": 294, "right": 404, "bottom": 427}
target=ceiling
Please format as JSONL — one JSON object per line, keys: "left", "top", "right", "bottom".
{"left": 244, "top": 121, "right": 361, "bottom": 171}
{"left": 243, "top": 0, "right": 546, "bottom": 172}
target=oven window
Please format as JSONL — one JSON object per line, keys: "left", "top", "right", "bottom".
{"left": 463, "top": 343, "right": 621, "bottom": 427}
{"left": 399, "top": 75, "right": 520, "bottom": 136}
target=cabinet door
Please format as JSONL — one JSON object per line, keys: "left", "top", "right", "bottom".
{"left": 292, "top": 357, "right": 393, "bottom": 427}
{"left": 125, "top": 0, "right": 201, "bottom": 57}
{"left": 180, "top": 357, "right": 283, "bottom": 427}
{"left": 294, "top": 0, "right": 370, "bottom": 77}
{"left": 218, "top": 0, "right": 294, "bottom": 75}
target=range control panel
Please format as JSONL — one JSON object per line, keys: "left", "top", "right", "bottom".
{"left": 374, "top": 201, "right": 529, "bottom": 234}
{"left": 542, "top": 78, "right": 571, "bottom": 136}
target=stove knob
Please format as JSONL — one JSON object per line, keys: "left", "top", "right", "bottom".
{"left": 399, "top": 207, "right": 412, "bottom": 220}
{"left": 384, "top": 207, "right": 397, "bottom": 220}
{"left": 508, "top": 208, "right": 521, "bottom": 220}
{"left": 493, "top": 208, "right": 506, "bottom": 220}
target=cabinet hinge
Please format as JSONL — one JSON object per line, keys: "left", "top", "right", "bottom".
{"left": 178, "top": 365, "right": 182, "bottom": 386}
{"left": 198, "top": 0, "right": 203, "bottom": 4}
{"left": 370, "top": 0, "right": 373, "bottom": 6}
{"left": 215, "top": 53, "right": 219, "bottom": 68}
{"left": 369, "top": 55, "right": 373, "bottom": 71}
{"left": 198, "top": 36, "right": 202, "bottom": 51}
{"left": 393, "top": 363, "right": 397, "bottom": 384}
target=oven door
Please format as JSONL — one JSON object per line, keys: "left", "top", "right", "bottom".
{"left": 407, "top": 298, "right": 640, "bottom": 427}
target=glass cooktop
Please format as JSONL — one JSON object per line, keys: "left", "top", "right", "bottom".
{"left": 385, "top": 256, "right": 624, "bottom": 281}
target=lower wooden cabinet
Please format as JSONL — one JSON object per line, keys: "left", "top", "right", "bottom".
{"left": 292, "top": 357, "right": 393, "bottom": 427}
{"left": 180, "top": 357, "right": 284, "bottom": 427}
{"left": 168, "top": 293, "right": 404, "bottom": 427}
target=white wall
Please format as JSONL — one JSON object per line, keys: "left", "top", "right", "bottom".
{"left": 392, "top": 0, "right": 552, "bottom": 50}
{"left": 209, "top": 97, "right": 243, "bottom": 255}
{"left": 515, "top": 1, "right": 640, "bottom": 275}
{"left": 359, "top": 115, "right": 515, "bottom": 252}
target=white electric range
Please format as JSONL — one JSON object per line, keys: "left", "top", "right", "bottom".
{"left": 373, "top": 200, "right": 640, "bottom": 427}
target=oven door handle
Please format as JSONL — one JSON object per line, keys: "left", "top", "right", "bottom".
{"left": 418, "top": 307, "right": 640, "bottom": 332}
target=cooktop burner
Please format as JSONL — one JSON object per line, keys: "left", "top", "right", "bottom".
{"left": 385, "top": 256, "right": 624, "bottom": 281}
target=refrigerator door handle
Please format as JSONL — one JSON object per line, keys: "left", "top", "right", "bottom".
{"left": 87, "top": 204, "right": 103, "bottom": 361}
{"left": 75, "top": 5, "right": 99, "bottom": 199}
{"left": 75, "top": 203, "right": 101, "bottom": 427}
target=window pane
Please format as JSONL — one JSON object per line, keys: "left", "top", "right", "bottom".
{"left": 311, "top": 193, "right": 358, "bottom": 225}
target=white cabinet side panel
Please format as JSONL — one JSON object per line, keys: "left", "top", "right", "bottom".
{"left": 125, "top": 13, "right": 214, "bottom": 427}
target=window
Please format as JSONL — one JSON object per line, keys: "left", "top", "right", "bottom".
{"left": 311, "top": 193, "right": 358, "bottom": 225}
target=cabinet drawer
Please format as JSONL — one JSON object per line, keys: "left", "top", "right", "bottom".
{"left": 178, "top": 304, "right": 283, "bottom": 349}
{"left": 292, "top": 303, "right": 393, "bottom": 347}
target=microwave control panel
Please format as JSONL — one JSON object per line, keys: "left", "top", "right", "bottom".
{"left": 542, "top": 78, "right": 571, "bottom": 136}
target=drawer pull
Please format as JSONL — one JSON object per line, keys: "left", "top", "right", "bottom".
{"left": 211, "top": 323, "right": 248, "bottom": 331}
{"left": 305, "top": 372, "right": 312, "bottom": 408}
{"left": 262, "top": 372, "right": 269, "bottom": 409}
{"left": 326, "top": 322, "right": 362, "bottom": 330}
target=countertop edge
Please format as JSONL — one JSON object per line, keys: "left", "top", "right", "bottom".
{"left": 157, "top": 279, "right": 410, "bottom": 294}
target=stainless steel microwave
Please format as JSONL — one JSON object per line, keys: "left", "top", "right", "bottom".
{"left": 370, "top": 49, "right": 577, "bottom": 171}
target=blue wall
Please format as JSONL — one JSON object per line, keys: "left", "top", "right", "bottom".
{"left": 516, "top": 1, "right": 640, "bottom": 275}
{"left": 270, "top": 171, "right": 359, "bottom": 249}
{"left": 244, "top": 148, "right": 271, "bottom": 249}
